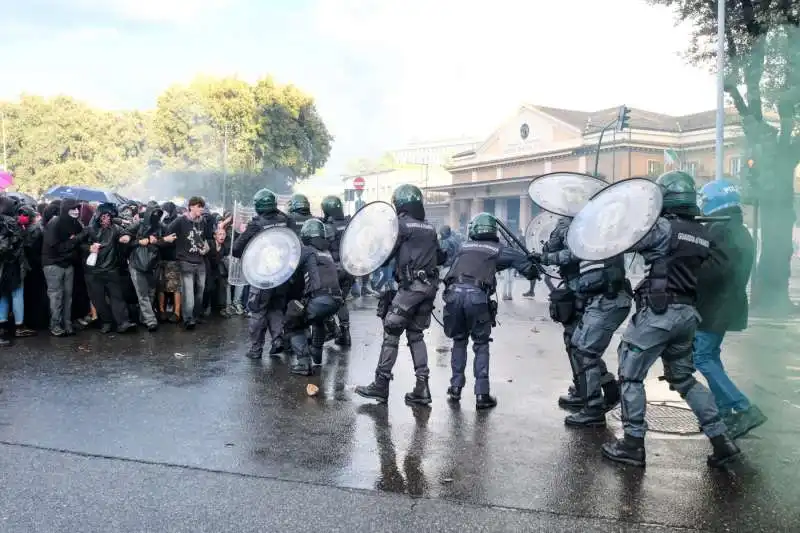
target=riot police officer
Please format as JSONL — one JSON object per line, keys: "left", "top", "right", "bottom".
{"left": 287, "top": 194, "right": 313, "bottom": 232}
{"left": 321, "top": 195, "right": 353, "bottom": 347}
{"left": 540, "top": 216, "right": 587, "bottom": 409}
{"left": 285, "top": 219, "right": 343, "bottom": 376}
{"left": 231, "top": 188, "right": 295, "bottom": 359}
{"left": 442, "top": 213, "right": 539, "bottom": 409}
{"left": 355, "top": 184, "right": 445, "bottom": 405}
{"left": 535, "top": 221, "right": 630, "bottom": 427}
{"left": 601, "top": 171, "right": 740, "bottom": 468}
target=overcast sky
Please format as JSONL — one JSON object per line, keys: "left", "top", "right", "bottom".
{"left": 1, "top": 0, "right": 716, "bottom": 183}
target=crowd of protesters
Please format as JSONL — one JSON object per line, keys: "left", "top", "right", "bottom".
{"left": 0, "top": 193, "right": 244, "bottom": 347}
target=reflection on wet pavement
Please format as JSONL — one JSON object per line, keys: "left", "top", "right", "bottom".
{"left": 1, "top": 295, "right": 799, "bottom": 531}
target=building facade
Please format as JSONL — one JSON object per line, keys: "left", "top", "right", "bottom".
{"left": 389, "top": 137, "right": 481, "bottom": 166}
{"left": 341, "top": 166, "right": 452, "bottom": 223}
{"left": 430, "top": 104, "right": 754, "bottom": 233}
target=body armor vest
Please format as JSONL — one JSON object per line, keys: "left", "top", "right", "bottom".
{"left": 289, "top": 212, "right": 313, "bottom": 236}
{"left": 256, "top": 212, "right": 289, "bottom": 231}
{"left": 306, "top": 248, "right": 341, "bottom": 297}
{"left": 325, "top": 216, "right": 350, "bottom": 263}
{"left": 395, "top": 214, "right": 439, "bottom": 283}
{"left": 639, "top": 217, "right": 711, "bottom": 300}
{"left": 576, "top": 255, "right": 627, "bottom": 295}
{"left": 444, "top": 240, "right": 501, "bottom": 292}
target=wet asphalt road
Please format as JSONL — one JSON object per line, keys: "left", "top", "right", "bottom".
{"left": 1, "top": 282, "right": 799, "bottom": 532}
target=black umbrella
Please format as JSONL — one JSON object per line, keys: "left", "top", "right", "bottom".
{"left": 3, "top": 191, "right": 38, "bottom": 205}
{"left": 43, "top": 186, "right": 125, "bottom": 204}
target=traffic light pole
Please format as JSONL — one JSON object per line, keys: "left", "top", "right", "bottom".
{"left": 593, "top": 119, "right": 618, "bottom": 177}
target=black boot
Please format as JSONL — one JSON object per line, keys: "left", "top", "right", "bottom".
{"left": 246, "top": 345, "right": 263, "bottom": 359}
{"left": 476, "top": 394, "right": 497, "bottom": 410}
{"left": 558, "top": 383, "right": 583, "bottom": 410}
{"left": 564, "top": 408, "right": 606, "bottom": 427}
{"left": 446, "top": 386, "right": 462, "bottom": 402}
{"left": 335, "top": 325, "right": 351, "bottom": 347}
{"left": 727, "top": 405, "right": 768, "bottom": 440}
{"left": 405, "top": 377, "right": 432, "bottom": 406}
{"left": 290, "top": 355, "right": 313, "bottom": 376}
{"left": 601, "top": 434, "right": 646, "bottom": 467}
{"left": 355, "top": 374, "right": 391, "bottom": 403}
{"left": 707, "top": 434, "right": 742, "bottom": 468}
{"left": 269, "top": 337, "right": 284, "bottom": 356}
{"left": 0, "top": 323, "right": 10, "bottom": 347}
{"left": 310, "top": 346, "right": 323, "bottom": 366}
{"left": 601, "top": 375, "right": 621, "bottom": 412}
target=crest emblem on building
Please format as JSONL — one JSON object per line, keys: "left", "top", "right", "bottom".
{"left": 520, "top": 123, "right": 530, "bottom": 140}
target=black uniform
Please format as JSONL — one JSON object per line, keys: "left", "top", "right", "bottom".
{"left": 442, "top": 239, "right": 533, "bottom": 402}
{"left": 324, "top": 214, "right": 353, "bottom": 343}
{"left": 232, "top": 211, "right": 295, "bottom": 358}
{"left": 286, "top": 245, "right": 343, "bottom": 375}
{"left": 374, "top": 213, "right": 442, "bottom": 392}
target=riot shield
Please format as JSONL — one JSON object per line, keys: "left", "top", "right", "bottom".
{"left": 240, "top": 226, "right": 303, "bottom": 289}
{"left": 566, "top": 178, "right": 663, "bottom": 261}
{"left": 527, "top": 172, "right": 607, "bottom": 217}
{"left": 524, "top": 211, "right": 563, "bottom": 279}
{"left": 340, "top": 201, "right": 399, "bottom": 277}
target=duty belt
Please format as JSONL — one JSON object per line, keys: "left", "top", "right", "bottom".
{"left": 451, "top": 275, "right": 490, "bottom": 292}
{"left": 400, "top": 267, "right": 438, "bottom": 286}
{"left": 635, "top": 292, "right": 694, "bottom": 307}
{"left": 312, "top": 287, "right": 342, "bottom": 298}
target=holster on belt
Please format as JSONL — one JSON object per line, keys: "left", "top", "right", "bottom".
{"left": 548, "top": 287, "right": 576, "bottom": 324}
{"left": 376, "top": 289, "right": 397, "bottom": 320}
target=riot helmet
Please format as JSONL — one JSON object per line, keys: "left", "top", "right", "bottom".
{"left": 321, "top": 195, "right": 344, "bottom": 220}
{"left": 391, "top": 184, "right": 424, "bottom": 219}
{"left": 655, "top": 171, "right": 698, "bottom": 211}
{"left": 468, "top": 212, "right": 498, "bottom": 241}
{"left": 253, "top": 188, "right": 277, "bottom": 215}
{"left": 300, "top": 218, "right": 329, "bottom": 250}
{"left": 288, "top": 194, "right": 311, "bottom": 214}
{"left": 698, "top": 179, "right": 742, "bottom": 216}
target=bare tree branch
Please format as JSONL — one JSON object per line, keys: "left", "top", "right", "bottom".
{"left": 725, "top": 84, "right": 750, "bottom": 116}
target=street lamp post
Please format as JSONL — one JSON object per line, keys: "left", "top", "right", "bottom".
{"left": 715, "top": 0, "right": 726, "bottom": 181}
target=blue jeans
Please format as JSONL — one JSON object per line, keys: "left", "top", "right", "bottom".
{"left": 0, "top": 286, "right": 24, "bottom": 324}
{"left": 692, "top": 330, "right": 751, "bottom": 414}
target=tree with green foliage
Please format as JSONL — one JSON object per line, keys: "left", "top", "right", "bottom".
{"left": 1, "top": 74, "right": 333, "bottom": 205}
{"left": 648, "top": 0, "right": 799, "bottom": 313}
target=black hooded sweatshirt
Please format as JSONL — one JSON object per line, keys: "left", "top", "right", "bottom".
{"left": 160, "top": 202, "right": 178, "bottom": 261}
{"left": 84, "top": 203, "right": 125, "bottom": 273}
{"left": 42, "top": 199, "right": 86, "bottom": 268}
{"left": 124, "top": 206, "right": 166, "bottom": 272}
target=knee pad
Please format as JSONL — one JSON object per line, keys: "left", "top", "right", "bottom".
{"left": 382, "top": 331, "right": 401, "bottom": 346}
{"left": 384, "top": 324, "right": 404, "bottom": 336}
{"left": 406, "top": 330, "right": 424, "bottom": 345}
{"left": 664, "top": 374, "right": 698, "bottom": 397}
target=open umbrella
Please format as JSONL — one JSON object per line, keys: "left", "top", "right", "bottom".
{"left": 4, "top": 191, "right": 37, "bottom": 205}
{"left": 0, "top": 170, "right": 13, "bottom": 191}
{"left": 43, "top": 186, "right": 126, "bottom": 205}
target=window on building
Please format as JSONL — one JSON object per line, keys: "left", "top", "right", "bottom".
{"left": 730, "top": 157, "right": 742, "bottom": 177}
{"left": 496, "top": 166, "right": 503, "bottom": 179}
{"left": 685, "top": 162, "right": 698, "bottom": 177}
{"left": 344, "top": 189, "right": 355, "bottom": 202}
{"left": 647, "top": 160, "right": 664, "bottom": 176}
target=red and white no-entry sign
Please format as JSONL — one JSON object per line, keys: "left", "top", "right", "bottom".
{"left": 353, "top": 177, "right": 365, "bottom": 191}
